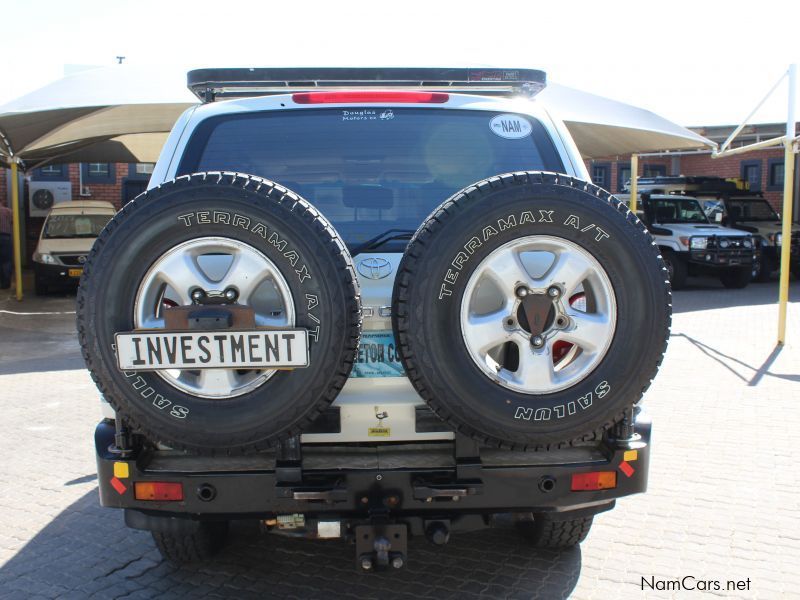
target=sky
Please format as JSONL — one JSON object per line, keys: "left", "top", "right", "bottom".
{"left": 1, "top": 0, "right": 799, "bottom": 127}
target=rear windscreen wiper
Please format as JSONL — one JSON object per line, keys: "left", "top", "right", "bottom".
{"left": 350, "top": 228, "right": 416, "bottom": 256}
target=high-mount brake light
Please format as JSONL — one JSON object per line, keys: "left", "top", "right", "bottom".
{"left": 292, "top": 91, "right": 449, "bottom": 104}
{"left": 134, "top": 481, "right": 184, "bottom": 501}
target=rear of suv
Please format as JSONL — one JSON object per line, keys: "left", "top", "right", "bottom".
{"left": 78, "top": 68, "right": 669, "bottom": 569}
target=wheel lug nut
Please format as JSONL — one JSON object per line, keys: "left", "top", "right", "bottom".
{"left": 224, "top": 289, "right": 237, "bottom": 301}
{"left": 547, "top": 286, "right": 560, "bottom": 298}
{"left": 191, "top": 289, "right": 204, "bottom": 302}
{"left": 515, "top": 286, "right": 529, "bottom": 298}
{"left": 532, "top": 335, "right": 544, "bottom": 347}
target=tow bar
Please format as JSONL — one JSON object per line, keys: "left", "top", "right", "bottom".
{"left": 355, "top": 523, "right": 408, "bottom": 571}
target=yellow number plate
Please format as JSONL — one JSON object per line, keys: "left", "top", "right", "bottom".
{"left": 68, "top": 268, "right": 83, "bottom": 277}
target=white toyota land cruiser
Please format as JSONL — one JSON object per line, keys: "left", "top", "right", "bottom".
{"left": 78, "top": 68, "right": 670, "bottom": 569}
{"left": 619, "top": 193, "right": 756, "bottom": 289}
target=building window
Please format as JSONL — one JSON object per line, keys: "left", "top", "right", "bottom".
{"left": 643, "top": 164, "right": 667, "bottom": 177}
{"left": 740, "top": 160, "right": 762, "bottom": 192}
{"left": 88, "top": 163, "right": 109, "bottom": 176}
{"left": 767, "top": 159, "right": 784, "bottom": 191}
{"left": 81, "top": 162, "right": 115, "bottom": 184}
{"left": 128, "top": 163, "right": 155, "bottom": 179}
{"left": 591, "top": 163, "right": 611, "bottom": 189}
{"left": 32, "top": 164, "right": 68, "bottom": 180}
{"left": 617, "top": 163, "right": 631, "bottom": 192}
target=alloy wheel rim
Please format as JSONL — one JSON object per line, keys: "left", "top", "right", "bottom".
{"left": 134, "top": 237, "right": 295, "bottom": 399}
{"left": 459, "top": 235, "right": 617, "bottom": 395}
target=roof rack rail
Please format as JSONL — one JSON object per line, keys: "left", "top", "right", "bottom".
{"left": 187, "top": 67, "right": 546, "bottom": 103}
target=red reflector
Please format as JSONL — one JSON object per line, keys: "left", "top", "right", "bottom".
{"left": 110, "top": 476, "right": 127, "bottom": 495}
{"left": 134, "top": 481, "right": 184, "bottom": 501}
{"left": 292, "top": 91, "right": 449, "bottom": 104}
{"left": 571, "top": 471, "right": 617, "bottom": 491}
{"left": 619, "top": 461, "right": 635, "bottom": 478}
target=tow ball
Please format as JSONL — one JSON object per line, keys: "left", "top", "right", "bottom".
{"left": 355, "top": 524, "right": 408, "bottom": 571}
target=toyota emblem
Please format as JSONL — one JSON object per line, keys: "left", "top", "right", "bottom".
{"left": 358, "top": 257, "right": 392, "bottom": 280}
{"left": 78, "top": 255, "right": 87, "bottom": 264}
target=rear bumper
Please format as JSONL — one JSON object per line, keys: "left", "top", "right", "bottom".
{"left": 95, "top": 413, "right": 652, "bottom": 520}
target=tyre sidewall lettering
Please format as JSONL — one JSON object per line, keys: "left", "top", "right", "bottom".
{"left": 396, "top": 180, "right": 668, "bottom": 443}
{"left": 97, "top": 197, "right": 334, "bottom": 433}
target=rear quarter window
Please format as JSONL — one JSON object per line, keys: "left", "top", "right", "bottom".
{"left": 178, "top": 108, "right": 563, "bottom": 247}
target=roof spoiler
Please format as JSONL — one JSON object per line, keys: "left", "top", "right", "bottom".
{"left": 187, "top": 67, "right": 546, "bottom": 103}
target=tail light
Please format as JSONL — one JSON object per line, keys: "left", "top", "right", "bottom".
{"left": 134, "top": 481, "right": 184, "bottom": 501}
{"left": 292, "top": 91, "right": 449, "bottom": 104}
{"left": 571, "top": 471, "right": 617, "bottom": 491}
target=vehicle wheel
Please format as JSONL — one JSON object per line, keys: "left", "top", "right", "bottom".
{"left": 755, "top": 254, "right": 772, "bottom": 282}
{"left": 393, "top": 172, "right": 671, "bottom": 449}
{"left": 517, "top": 514, "right": 593, "bottom": 549}
{"left": 77, "top": 173, "right": 361, "bottom": 454}
{"left": 152, "top": 521, "right": 229, "bottom": 564}
{"left": 661, "top": 250, "right": 687, "bottom": 290}
{"left": 720, "top": 266, "right": 751, "bottom": 289}
{"left": 34, "top": 278, "right": 48, "bottom": 296}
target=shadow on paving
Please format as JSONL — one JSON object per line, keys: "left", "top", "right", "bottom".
{"left": 0, "top": 489, "right": 582, "bottom": 599}
{"left": 671, "top": 278, "right": 799, "bottom": 314}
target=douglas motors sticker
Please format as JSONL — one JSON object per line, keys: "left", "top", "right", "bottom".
{"left": 490, "top": 114, "right": 532, "bottom": 139}
{"left": 342, "top": 109, "right": 395, "bottom": 121}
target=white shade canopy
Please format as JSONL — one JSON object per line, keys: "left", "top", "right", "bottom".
{"left": 0, "top": 66, "right": 194, "bottom": 166}
{"left": 0, "top": 66, "right": 714, "bottom": 168}
{"left": 539, "top": 83, "right": 714, "bottom": 158}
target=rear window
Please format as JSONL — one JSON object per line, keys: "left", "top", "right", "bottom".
{"left": 179, "top": 108, "right": 563, "bottom": 248}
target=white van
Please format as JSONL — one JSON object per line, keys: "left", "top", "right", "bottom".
{"left": 32, "top": 200, "right": 116, "bottom": 294}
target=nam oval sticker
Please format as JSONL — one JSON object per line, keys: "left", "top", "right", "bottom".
{"left": 490, "top": 114, "right": 532, "bottom": 139}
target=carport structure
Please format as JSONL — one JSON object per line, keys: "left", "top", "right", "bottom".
{"left": 0, "top": 66, "right": 196, "bottom": 301}
{"left": 1, "top": 65, "right": 714, "bottom": 302}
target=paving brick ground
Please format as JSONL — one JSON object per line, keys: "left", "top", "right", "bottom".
{"left": 0, "top": 277, "right": 798, "bottom": 599}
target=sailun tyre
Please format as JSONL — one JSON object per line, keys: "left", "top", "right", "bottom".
{"left": 392, "top": 172, "right": 671, "bottom": 449}
{"left": 77, "top": 173, "right": 361, "bottom": 455}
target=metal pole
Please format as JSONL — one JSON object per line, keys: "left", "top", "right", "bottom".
{"left": 719, "top": 70, "right": 787, "bottom": 155}
{"left": 777, "top": 64, "right": 796, "bottom": 345}
{"left": 10, "top": 159, "right": 23, "bottom": 301}
{"left": 629, "top": 154, "right": 639, "bottom": 213}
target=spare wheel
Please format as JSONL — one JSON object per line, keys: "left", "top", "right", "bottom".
{"left": 77, "top": 173, "right": 361, "bottom": 454}
{"left": 392, "top": 172, "right": 671, "bottom": 449}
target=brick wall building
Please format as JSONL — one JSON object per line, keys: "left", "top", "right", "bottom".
{"left": 585, "top": 122, "right": 799, "bottom": 214}
{"left": 1, "top": 161, "right": 152, "bottom": 260}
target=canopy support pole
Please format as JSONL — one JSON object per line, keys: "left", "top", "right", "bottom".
{"left": 629, "top": 154, "right": 639, "bottom": 213}
{"left": 10, "top": 159, "right": 23, "bottom": 301}
{"left": 777, "top": 64, "right": 796, "bottom": 345}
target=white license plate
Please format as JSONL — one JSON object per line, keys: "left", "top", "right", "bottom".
{"left": 115, "top": 329, "right": 309, "bottom": 371}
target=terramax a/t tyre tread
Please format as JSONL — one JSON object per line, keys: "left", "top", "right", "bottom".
{"left": 77, "top": 172, "right": 361, "bottom": 455}
{"left": 393, "top": 172, "right": 670, "bottom": 450}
